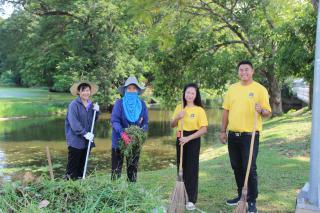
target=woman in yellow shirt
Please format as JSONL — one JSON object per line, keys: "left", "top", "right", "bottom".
{"left": 171, "top": 83, "right": 208, "bottom": 211}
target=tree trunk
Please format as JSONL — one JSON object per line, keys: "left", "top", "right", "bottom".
{"left": 265, "top": 72, "right": 283, "bottom": 116}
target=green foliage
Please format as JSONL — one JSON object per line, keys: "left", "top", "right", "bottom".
{"left": 0, "top": 0, "right": 317, "bottom": 112}
{"left": 0, "top": 176, "right": 162, "bottom": 212}
{"left": 118, "top": 125, "right": 147, "bottom": 158}
{"left": 0, "top": 70, "right": 16, "bottom": 85}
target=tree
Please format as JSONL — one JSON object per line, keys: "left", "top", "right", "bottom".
{"left": 129, "top": 0, "right": 316, "bottom": 115}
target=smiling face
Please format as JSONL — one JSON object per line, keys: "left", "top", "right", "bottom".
{"left": 79, "top": 86, "right": 91, "bottom": 101}
{"left": 184, "top": 87, "right": 197, "bottom": 104}
{"left": 238, "top": 64, "right": 254, "bottom": 84}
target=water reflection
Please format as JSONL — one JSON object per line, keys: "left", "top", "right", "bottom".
{"left": 0, "top": 108, "right": 221, "bottom": 183}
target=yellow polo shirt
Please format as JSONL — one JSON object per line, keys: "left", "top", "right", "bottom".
{"left": 223, "top": 81, "right": 271, "bottom": 132}
{"left": 172, "top": 104, "right": 208, "bottom": 131}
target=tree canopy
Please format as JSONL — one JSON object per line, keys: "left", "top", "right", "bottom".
{"left": 0, "top": 0, "right": 316, "bottom": 113}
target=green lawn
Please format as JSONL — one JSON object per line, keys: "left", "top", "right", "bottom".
{"left": 0, "top": 87, "right": 72, "bottom": 118}
{"left": 138, "top": 108, "right": 311, "bottom": 213}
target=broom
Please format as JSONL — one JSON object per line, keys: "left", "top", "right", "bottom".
{"left": 234, "top": 110, "right": 258, "bottom": 213}
{"left": 168, "top": 101, "right": 189, "bottom": 213}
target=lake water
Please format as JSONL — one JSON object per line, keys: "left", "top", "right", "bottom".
{"left": 0, "top": 108, "right": 222, "bottom": 183}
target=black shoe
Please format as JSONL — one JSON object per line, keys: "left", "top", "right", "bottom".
{"left": 226, "top": 196, "right": 240, "bottom": 206}
{"left": 247, "top": 201, "right": 258, "bottom": 213}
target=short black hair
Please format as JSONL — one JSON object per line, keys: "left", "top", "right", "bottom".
{"left": 182, "top": 83, "right": 203, "bottom": 108}
{"left": 237, "top": 60, "right": 253, "bottom": 69}
{"left": 77, "top": 83, "right": 91, "bottom": 92}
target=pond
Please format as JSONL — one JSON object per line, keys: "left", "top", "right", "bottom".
{"left": 0, "top": 108, "right": 222, "bottom": 183}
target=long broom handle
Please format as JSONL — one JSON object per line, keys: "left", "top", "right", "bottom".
{"left": 243, "top": 110, "right": 258, "bottom": 187}
{"left": 82, "top": 106, "right": 97, "bottom": 179}
{"left": 179, "top": 101, "right": 184, "bottom": 174}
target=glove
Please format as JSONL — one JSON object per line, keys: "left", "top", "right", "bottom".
{"left": 93, "top": 103, "right": 100, "bottom": 112}
{"left": 84, "top": 132, "right": 94, "bottom": 141}
{"left": 121, "top": 132, "right": 131, "bottom": 145}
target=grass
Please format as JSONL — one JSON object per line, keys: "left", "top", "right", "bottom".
{"left": 0, "top": 175, "right": 164, "bottom": 212}
{"left": 0, "top": 107, "right": 312, "bottom": 212}
{"left": 138, "top": 108, "right": 311, "bottom": 213}
{"left": 0, "top": 87, "right": 72, "bottom": 118}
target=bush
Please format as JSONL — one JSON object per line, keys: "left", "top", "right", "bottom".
{"left": 51, "top": 74, "right": 74, "bottom": 92}
{"left": 0, "top": 70, "right": 17, "bottom": 86}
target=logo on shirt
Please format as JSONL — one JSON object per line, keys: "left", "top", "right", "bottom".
{"left": 190, "top": 113, "right": 195, "bottom": 119}
{"left": 248, "top": 92, "right": 254, "bottom": 98}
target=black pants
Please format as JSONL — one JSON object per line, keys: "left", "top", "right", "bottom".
{"left": 65, "top": 146, "right": 89, "bottom": 180}
{"left": 111, "top": 148, "right": 140, "bottom": 182}
{"left": 176, "top": 130, "right": 200, "bottom": 203}
{"left": 228, "top": 132, "right": 259, "bottom": 202}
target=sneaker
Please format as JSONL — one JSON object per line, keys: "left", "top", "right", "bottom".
{"left": 248, "top": 201, "right": 258, "bottom": 213}
{"left": 186, "top": 202, "right": 196, "bottom": 211}
{"left": 226, "top": 196, "right": 240, "bottom": 206}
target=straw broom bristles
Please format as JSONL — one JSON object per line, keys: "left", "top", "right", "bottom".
{"left": 167, "top": 175, "right": 188, "bottom": 213}
{"left": 234, "top": 187, "right": 248, "bottom": 213}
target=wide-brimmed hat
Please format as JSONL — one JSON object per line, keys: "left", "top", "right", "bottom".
{"left": 70, "top": 81, "right": 99, "bottom": 96}
{"left": 118, "top": 76, "right": 145, "bottom": 95}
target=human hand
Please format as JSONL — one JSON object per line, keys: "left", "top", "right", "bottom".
{"left": 121, "top": 132, "right": 131, "bottom": 145}
{"left": 255, "top": 103, "right": 262, "bottom": 114}
{"left": 84, "top": 132, "right": 94, "bottom": 141}
{"left": 93, "top": 103, "right": 100, "bottom": 112}
{"left": 179, "top": 136, "right": 191, "bottom": 145}
{"left": 219, "top": 132, "right": 227, "bottom": 144}
{"left": 176, "top": 111, "right": 186, "bottom": 120}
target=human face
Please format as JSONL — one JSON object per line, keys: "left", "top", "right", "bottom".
{"left": 126, "top": 84, "right": 138, "bottom": 93}
{"left": 79, "top": 87, "right": 91, "bottom": 101}
{"left": 238, "top": 64, "right": 254, "bottom": 84}
{"left": 184, "top": 87, "right": 197, "bottom": 104}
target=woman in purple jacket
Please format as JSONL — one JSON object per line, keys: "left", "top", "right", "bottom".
{"left": 110, "top": 76, "right": 148, "bottom": 182}
{"left": 65, "top": 81, "right": 100, "bottom": 180}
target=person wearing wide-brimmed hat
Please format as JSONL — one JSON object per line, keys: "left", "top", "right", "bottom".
{"left": 64, "top": 81, "right": 100, "bottom": 180}
{"left": 110, "top": 76, "right": 148, "bottom": 182}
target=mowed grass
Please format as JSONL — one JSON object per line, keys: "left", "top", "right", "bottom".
{"left": 0, "top": 87, "right": 72, "bottom": 118}
{"left": 138, "top": 108, "right": 311, "bottom": 213}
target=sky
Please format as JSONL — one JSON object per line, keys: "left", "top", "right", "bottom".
{"left": 0, "top": 3, "right": 14, "bottom": 19}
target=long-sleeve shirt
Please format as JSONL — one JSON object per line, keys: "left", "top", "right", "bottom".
{"left": 65, "top": 96, "right": 99, "bottom": 149}
{"left": 110, "top": 99, "right": 148, "bottom": 148}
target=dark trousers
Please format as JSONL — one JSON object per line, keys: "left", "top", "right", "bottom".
{"left": 66, "top": 146, "right": 88, "bottom": 180}
{"left": 176, "top": 130, "right": 200, "bottom": 203}
{"left": 228, "top": 132, "right": 259, "bottom": 202}
{"left": 111, "top": 148, "right": 140, "bottom": 182}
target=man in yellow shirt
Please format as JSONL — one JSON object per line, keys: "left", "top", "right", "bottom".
{"left": 220, "top": 60, "right": 271, "bottom": 213}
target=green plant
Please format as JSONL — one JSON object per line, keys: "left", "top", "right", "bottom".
{"left": 118, "top": 126, "right": 147, "bottom": 159}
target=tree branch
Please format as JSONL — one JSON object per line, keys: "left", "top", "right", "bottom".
{"left": 190, "top": 2, "right": 255, "bottom": 56}
{"left": 208, "top": 40, "right": 245, "bottom": 53}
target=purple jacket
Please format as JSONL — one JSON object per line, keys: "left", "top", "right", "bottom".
{"left": 65, "top": 97, "right": 99, "bottom": 149}
{"left": 110, "top": 99, "right": 148, "bottom": 148}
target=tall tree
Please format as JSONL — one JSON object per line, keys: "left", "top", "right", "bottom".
{"left": 130, "top": 0, "right": 315, "bottom": 115}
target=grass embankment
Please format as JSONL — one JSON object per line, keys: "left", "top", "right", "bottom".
{"left": 0, "top": 87, "right": 72, "bottom": 118}
{"left": 0, "top": 109, "right": 311, "bottom": 212}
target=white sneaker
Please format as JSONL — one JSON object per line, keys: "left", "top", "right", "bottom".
{"left": 186, "top": 202, "right": 196, "bottom": 211}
